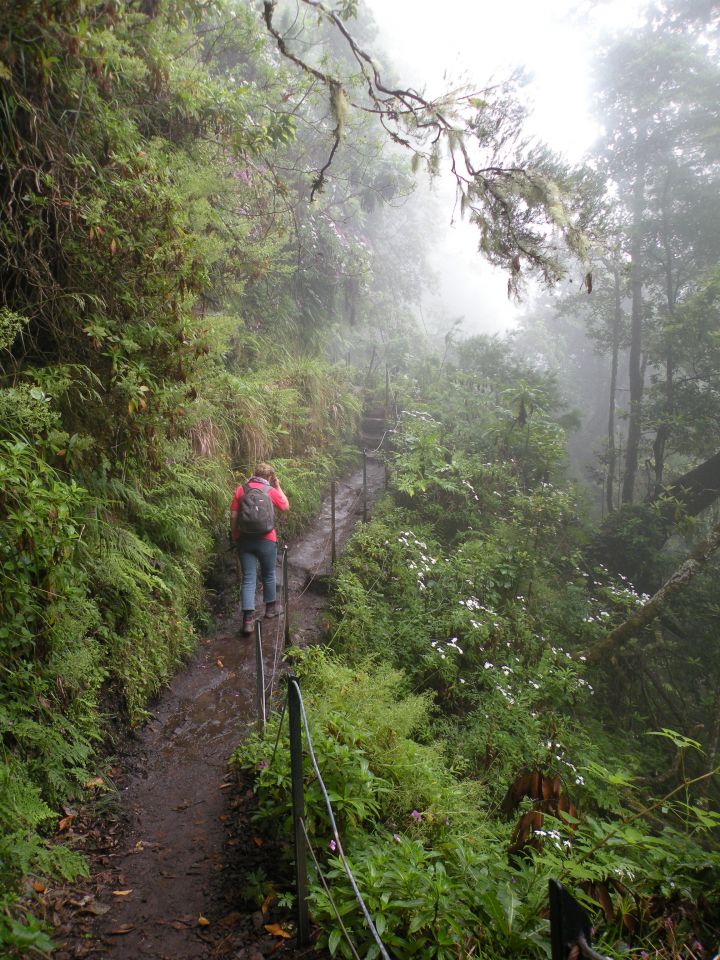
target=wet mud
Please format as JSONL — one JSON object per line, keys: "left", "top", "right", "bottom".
{"left": 53, "top": 457, "right": 386, "bottom": 960}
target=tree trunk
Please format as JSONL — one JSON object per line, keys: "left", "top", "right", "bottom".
{"left": 584, "top": 520, "right": 720, "bottom": 663}
{"left": 652, "top": 349, "right": 673, "bottom": 495}
{"left": 621, "top": 164, "right": 646, "bottom": 505}
{"left": 606, "top": 267, "right": 622, "bottom": 515}
{"left": 663, "top": 448, "right": 720, "bottom": 517}
{"left": 652, "top": 181, "right": 677, "bottom": 496}
{"left": 588, "top": 446, "right": 720, "bottom": 589}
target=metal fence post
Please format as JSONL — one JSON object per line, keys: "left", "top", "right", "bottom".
{"left": 282, "top": 545, "right": 290, "bottom": 647}
{"left": 362, "top": 449, "right": 367, "bottom": 523}
{"left": 254, "top": 619, "right": 266, "bottom": 731}
{"left": 331, "top": 479, "right": 336, "bottom": 565}
{"left": 287, "top": 677, "right": 310, "bottom": 946}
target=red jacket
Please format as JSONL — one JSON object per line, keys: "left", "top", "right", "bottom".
{"left": 231, "top": 478, "right": 289, "bottom": 542}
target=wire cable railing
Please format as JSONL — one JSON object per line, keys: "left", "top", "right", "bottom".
{"left": 289, "top": 676, "right": 392, "bottom": 960}
{"left": 239, "top": 390, "right": 610, "bottom": 960}
{"left": 300, "top": 818, "right": 362, "bottom": 960}
{"left": 252, "top": 667, "right": 612, "bottom": 960}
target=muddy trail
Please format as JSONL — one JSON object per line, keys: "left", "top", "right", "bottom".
{"left": 54, "top": 457, "right": 386, "bottom": 960}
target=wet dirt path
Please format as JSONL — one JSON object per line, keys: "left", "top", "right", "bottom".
{"left": 57, "top": 458, "right": 385, "bottom": 960}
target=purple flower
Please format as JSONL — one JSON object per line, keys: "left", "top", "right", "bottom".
{"left": 257, "top": 760, "right": 268, "bottom": 769}
{"left": 328, "top": 839, "right": 337, "bottom": 852}
{"left": 410, "top": 810, "right": 422, "bottom": 823}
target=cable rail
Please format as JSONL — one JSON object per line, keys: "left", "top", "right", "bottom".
{"left": 250, "top": 667, "right": 608, "bottom": 960}
{"left": 289, "top": 676, "right": 392, "bottom": 960}
{"left": 241, "top": 415, "right": 394, "bottom": 956}
{"left": 239, "top": 389, "right": 609, "bottom": 960}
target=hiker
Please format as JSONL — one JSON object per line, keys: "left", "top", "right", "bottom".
{"left": 230, "top": 463, "right": 290, "bottom": 636}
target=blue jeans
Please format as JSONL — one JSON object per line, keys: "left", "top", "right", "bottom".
{"left": 237, "top": 536, "right": 277, "bottom": 611}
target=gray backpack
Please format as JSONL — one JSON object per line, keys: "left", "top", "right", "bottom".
{"left": 238, "top": 480, "right": 275, "bottom": 535}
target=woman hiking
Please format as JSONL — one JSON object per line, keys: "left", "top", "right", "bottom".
{"left": 230, "top": 463, "right": 290, "bottom": 636}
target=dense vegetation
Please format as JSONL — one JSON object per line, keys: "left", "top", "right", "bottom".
{"left": 0, "top": 1, "right": 393, "bottom": 949}
{"left": 235, "top": 345, "right": 720, "bottom": 959}
{"left": 1, "top": 0, "right": 719, "bottom": 956}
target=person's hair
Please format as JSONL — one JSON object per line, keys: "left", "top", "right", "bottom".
{"left": 253, "top": 462, "right": 276, "bottom": 483}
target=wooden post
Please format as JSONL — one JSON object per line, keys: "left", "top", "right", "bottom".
{"left": 254, "top": 620, "right": 266, "bottom": 731}
{"left": 287, "top": 677, "right": 310, "bottom": 946}
{"left": 549, "top": 879, "right": 607, "bottom": 960}
{"left": 282, "top": 545, "right": 290, "bottom": 647}
{"left": 331, "top": 479, "right": 337, "bottom": 565}
{"left": 362, "top": 449, "right": 368, "bottom": 523}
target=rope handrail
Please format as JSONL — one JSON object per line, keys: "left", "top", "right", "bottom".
{"left": 289, "top": 678, "right": 392, "bottom": 960}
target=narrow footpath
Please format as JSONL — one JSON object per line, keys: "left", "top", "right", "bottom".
{"left": 54, "top": 457, "right": 386, "bottom": 960}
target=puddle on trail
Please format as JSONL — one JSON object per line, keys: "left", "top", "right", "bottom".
{"left": 57, "top": 458, "right": 385, "bottom": 960}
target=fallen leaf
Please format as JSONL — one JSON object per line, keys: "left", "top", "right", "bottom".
{"left": 261, "top": 894, "right": 272, "bottom": 915}
{"left": 216, "top": 657, "right": 224, "bottom": 668}
{"left": 197, "top": 916, "right": 210, "bottom": 927}
{"left": 219, "top": 912, "right": 243, "bottom": 927}
{"left": 58, "top": 815, "right": 75, "bottom": 831}
{"left": 253, "top": 836, "right": 263, "bottom": 847}
{"left": 32, "top": 881, "right": 46, "bottom": 893}
{"left": 219, "top": 782, "right": 232, "bottom": 790}
{"left": 86, "top": 902, "right": 111, "bottom": 916}
{"left": 264, "top": 923, "right": 292, "bottom": 939}
{"left": 108, "top": 925, "right": 135, "bottom": 935}
{"left": 68, "top": 897, "right": 92, "bottom": 909}
{"left": 112, "top": 890, "right": 132, "bottom": 897}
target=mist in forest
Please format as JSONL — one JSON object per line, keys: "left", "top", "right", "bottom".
{"left": 366, "top": 0, "right": 645, "bottom": 338}
{"left": 366, "top": 0, "right": 720, "bottom": 509}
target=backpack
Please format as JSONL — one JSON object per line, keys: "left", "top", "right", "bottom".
{"left": 237, "top": 480, "right": 275, "bottom": 535}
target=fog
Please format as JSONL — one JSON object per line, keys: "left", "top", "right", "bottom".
{"left": 367, "top": 0, "right": 646, "bottom": 335}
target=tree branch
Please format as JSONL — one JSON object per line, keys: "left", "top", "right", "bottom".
{"left": 583, "top": 520, "right": 720, "bottom": 663}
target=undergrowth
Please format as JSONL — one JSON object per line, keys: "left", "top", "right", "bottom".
{"left": 234, "top": 351, "right": 720, "bottom": 960}
{"left": 0, "top": 350, "right": 359, "bottom": 951}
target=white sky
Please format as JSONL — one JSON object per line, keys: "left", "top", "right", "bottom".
{"left": 366, "top": 0, "right": 647, "bottom": 333}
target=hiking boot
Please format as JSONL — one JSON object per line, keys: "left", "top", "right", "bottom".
{"left": 242, "top": 611, "right": 255, "bottom": 636}
{"left": 264, "top": 601, "right": 278, "bottom": 619}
